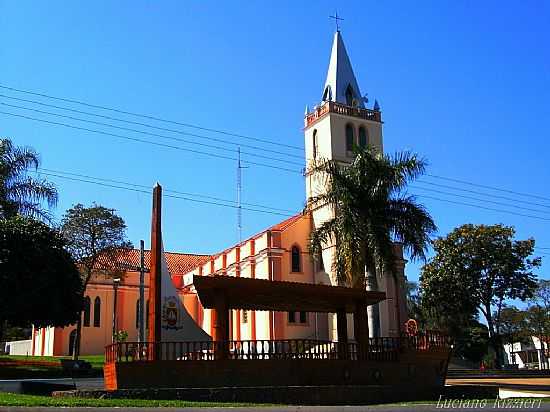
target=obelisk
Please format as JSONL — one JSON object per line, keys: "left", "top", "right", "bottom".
{"left": 148, "top": 183, "right": 162, "bottom": 359}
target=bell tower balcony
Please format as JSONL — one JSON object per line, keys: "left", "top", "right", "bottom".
{"left": 305, "top": 101, "right": 382, "bottom": 129}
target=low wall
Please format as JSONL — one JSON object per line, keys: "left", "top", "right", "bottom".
{"left": 5, "top": 339, "right": 32, "bottom": 355}
{"left": 105, "top": 349, "right": 449, "bottom": 391}
{"left": 56, "top": 384, "right": 498, "bottom": 405}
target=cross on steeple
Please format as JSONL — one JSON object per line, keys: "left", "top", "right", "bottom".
{"left": 329, "top": 11, "right": 344, "bottom": 32}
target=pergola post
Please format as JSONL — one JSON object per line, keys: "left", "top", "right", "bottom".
{"left": 336, "top": 310, "right": 348, "bottom": 360}
{"left": 213, "top": 292, "right": 229, "bottom": 360}
{"left": 354, "top": 303, "right": 369, "bottom": 360}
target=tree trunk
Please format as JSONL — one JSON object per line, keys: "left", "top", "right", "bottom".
{"left": 0, "top": 319, "right": 5, "bottom": 343}
{"left": 492, "top": 334, "right": 505, "bottom": 370}
{"left": 485, "top": 304, "right": 503, "bottom": 370}
{"left": 72, "top": 315, "right": 82, "bottom": 361}
{"left": 366, "top": 268, "right": 381, "bottom": 337}
{"left": 73, "top": 270, "right": 91, "bottom": 361}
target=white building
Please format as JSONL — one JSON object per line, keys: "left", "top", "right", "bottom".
{"left": 504, "top": 336, "right": 549, "bottom": 369}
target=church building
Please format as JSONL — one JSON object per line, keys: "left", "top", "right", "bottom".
{"left": 31, "top": 30, "right": 408, "bottom": 356}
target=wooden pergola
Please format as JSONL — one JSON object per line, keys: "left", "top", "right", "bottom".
{"left": 192, "top": 275, "right": 386, "bottom": 359}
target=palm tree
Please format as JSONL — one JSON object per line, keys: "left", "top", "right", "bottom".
{"left": 0, "top": 138, "right": 57, "bottom": 220}
{"left": 309, "top": 146, "right": 436, "bottom": 333}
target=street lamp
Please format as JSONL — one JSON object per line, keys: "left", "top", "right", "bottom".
{"left": 112, "top": 277, "right": 121, "bottom": 343}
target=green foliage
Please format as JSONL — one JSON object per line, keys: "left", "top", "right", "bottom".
{"left": 497, "top": 305, "right": 528, "bottom": 345}
{"left": 0, "top": 138, "right": 57, "bottom": 221}
{"left": 533, "top": 279, "right": 550, "bottom": 309}
{"left": 0, "top": 216, "right": 83, "bottom": 328}
{"left": 405, "top": 281, "right": 422, "bottom": 320}
{"left": 113, "top": 330, "right": 128, "bottom": 343}
{"left": 453, "top": 320, "right": 490, "bottom": 364}
{"left": 60, "top": 203, "right": 131, "bottom": 359}
{"left": 420, "top": 224, "right": 540, "bottom": 366}
{"left": 523, "top": 280, "right": 550, "bottom": 360}
{"left": 3, "top": 326, "right": 30, "bottom": 341}
{"left": 309, "top": 146, "right": 436, "bottom": 287}
{"left": 61, "top": 203, "right": 132, "bottom": 286}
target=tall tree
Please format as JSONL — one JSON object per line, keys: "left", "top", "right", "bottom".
{"left": 405, "top": 281, "right": 422, "bottom": 320}
{"left": 0, "top": 216, "right": 83, "bottom": 340}
{"left": 0, "top": 138, "right": 57, "bottom": 220}
{"left": 61, "top": 203, "right": 132, "bottom": 359}
{"left": 526, "top": 280, "right": 550, "bottom": 368}
{"left": 420, "top": 224, "right": 540, "bottom": 368}
{"left": 497, "top": 305, "right": 528, "bottom": 348}
{"left": 309, "top": 147, "right": 436, "bottom": 333}
{"left": 532, "top": 280, "right": 550, "bottom": 312}
{"left": 524, "top": 305, "right": 550, "bottom": 368}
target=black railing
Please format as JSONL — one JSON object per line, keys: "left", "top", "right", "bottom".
{"left": 106, "top": 331, "right": 450, "bottom": 363}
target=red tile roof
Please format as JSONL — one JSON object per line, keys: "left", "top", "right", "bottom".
{"left": 93, "top": 214, "right": 306, "bottom": 276}
{"left": 94, "top": 249, "right": 210, "bottom": 275}
{"left": 269, "top": 213, "right": 303, "bottom": 231}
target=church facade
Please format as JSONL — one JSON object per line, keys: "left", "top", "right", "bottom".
{"left": 31, "top": 30, "right": 408, "bottom": 357}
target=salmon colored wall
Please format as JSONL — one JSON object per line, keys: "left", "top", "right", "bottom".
{"left": 183, "top": 294, "right": 198, "bottom": 319}
{"left": 53, "top": 328, "right": 64, "bottom": 355}
{"left": 40, "top": 213, "right": 349, "bottom": 356}
{"left": 278, "top": 216, "right": 319, "bottom": 340}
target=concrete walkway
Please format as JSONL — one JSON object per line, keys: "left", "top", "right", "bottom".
{"left": 0, "top": 377, "right": 103, "bottom": 393}
{"left": 448, "top": 377, "right": 550, "bottom": 395}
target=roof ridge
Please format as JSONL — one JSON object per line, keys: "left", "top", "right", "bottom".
{"left": 111, "top": 247, "right": 210, "bottom": 257}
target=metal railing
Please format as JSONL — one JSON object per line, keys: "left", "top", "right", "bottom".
{"left": 106, "top": 331, "right": 450, "bottom": 363}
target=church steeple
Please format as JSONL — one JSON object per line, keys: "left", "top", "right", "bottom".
{"left": 322, "top": 31, "right": 364, "bottom": 108}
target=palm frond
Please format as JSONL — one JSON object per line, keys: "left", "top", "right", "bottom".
{"left": 0, "top": 139, "right": 58, "bottom": 219}
{"left": 0, "top": 138, "right": 40, "bottom": 181}
{"left": 8, "top": 177, "right": 58, "bottom": 208}
{"left": 309, "top": 145, "right": 435, "bottom": 288}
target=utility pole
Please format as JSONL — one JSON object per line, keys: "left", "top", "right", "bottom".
{"left": 139, "top": 239, "right": 145, "bottom": 343}
{"left": 112, "top": 277, "right": 121, "bottom": 343}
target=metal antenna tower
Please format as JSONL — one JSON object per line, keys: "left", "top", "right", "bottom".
{"left": 237, "top": 147, "right": 243, "bottom": 243}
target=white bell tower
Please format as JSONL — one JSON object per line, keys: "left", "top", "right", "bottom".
{"left": 304, "top": 31, "right": 407, "bottom": 338}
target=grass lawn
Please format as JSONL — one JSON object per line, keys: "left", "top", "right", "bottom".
{"left": 0, "top": 354, "right": 104, "bottom": 379}
{"left": 0, "top": 392, "right": 262, "bottom": 407}
{"left": 1, "top": 392, "right": 548, "bottom": 408}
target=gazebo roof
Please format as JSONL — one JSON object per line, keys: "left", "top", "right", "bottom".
{"left": 192, "top": 275, "right": 385, "bottom": 313}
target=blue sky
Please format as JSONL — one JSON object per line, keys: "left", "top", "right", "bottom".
{"left": 1, "top": 1, "right": 549, "bottom": 286}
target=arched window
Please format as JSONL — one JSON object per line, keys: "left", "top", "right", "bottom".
{"left": 93, "top": 297, "right": 101, "bottom": 327}
{"left": 312, "top": 129, "right": 318, "bottom": 159}
{"left": 83, "top": 296, "right": 91, "bottom": 327}
{"left": 345, "top": 124, "right": 354, "bottom": 152}
{"left": 291, "top": 245, "right": 301, "bottom": 273}
{"left": 323, "top": 85, "right": 332, "bottom": 101}
{"left": 359, "top": 126, "right": 367, "bottom": 148}
{"left": 345, "top": 84, "right": 354, "bottom": 106}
